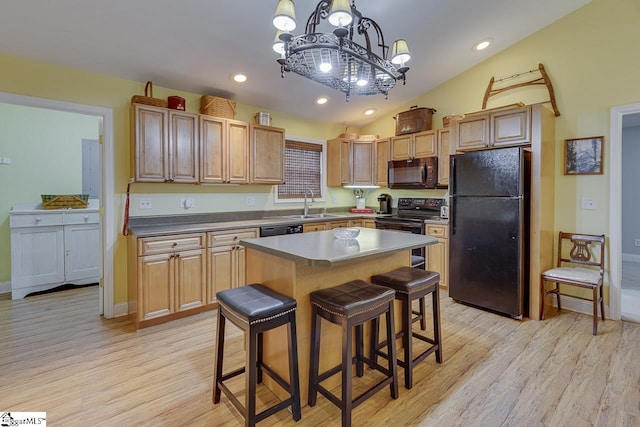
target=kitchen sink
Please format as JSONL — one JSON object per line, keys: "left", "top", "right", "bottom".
{"left": 284, "top": 213, "right": 343, "bottom": 219}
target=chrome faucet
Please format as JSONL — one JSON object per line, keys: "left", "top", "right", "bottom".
{"left": 303, "top": 189, "right": 315, "bottom": 217}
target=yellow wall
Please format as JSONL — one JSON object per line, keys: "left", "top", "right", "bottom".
{"left": 364, "top": 0, "right": 640, "bottom": 301}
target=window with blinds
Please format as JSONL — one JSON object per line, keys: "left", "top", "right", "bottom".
{"left": 276, "top": 140, "right": 323, "bottom": 200}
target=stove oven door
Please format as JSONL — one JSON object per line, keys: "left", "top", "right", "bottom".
{"left": 374, "top": 219, "right": 425, "bottom": 269}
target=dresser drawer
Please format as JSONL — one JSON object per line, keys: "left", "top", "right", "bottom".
{"left": 138, "top": 233, "right": 204, "bottom": 256}
{"left": 207, "top": 228, "right": 259, "bottom": 247}
{"left": 426, "top": 225, "right": 448, "bottom": 238}
{"left": 10, "top": 213, "right": 63, "bottom": 228}
{"left": 64, "top": 212, "right": 100, "bottom": 225}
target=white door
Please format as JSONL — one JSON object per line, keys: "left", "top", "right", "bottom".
{"left": 10, "top": 226, "right": 65, "bottom": 288}
{"left": 64, "top": 224, "right": 101, "bottom": 281}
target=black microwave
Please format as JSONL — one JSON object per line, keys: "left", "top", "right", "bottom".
{"left": 388, "top": 157, "right": 438, "bottom": 189}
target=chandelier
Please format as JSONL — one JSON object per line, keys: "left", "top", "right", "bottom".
{"left": 272, "top": 0, "right": 411, "bottom": 101}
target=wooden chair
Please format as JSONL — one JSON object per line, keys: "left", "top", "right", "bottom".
{"left": 541, "top": 232, "right": 605, "bottom": 335}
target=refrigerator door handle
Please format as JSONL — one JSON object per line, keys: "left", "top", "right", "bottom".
{"left": 450, "top": 156, "right": 456, "bottom": 195}
{"left": 450, "top": 196, "right": 456, "bottom": 235}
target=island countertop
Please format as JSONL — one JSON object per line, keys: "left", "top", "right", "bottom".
{"left": 240, "top": 227, "right": 437, "bottom": 267}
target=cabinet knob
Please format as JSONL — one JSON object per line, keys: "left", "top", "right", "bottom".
{"left": 84, "top": 215, "right": 89, "bottom": 221}
{"left": 35, "top": 217, "right": 41, "bottom": 222}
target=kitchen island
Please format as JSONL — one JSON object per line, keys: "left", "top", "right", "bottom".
{"left": 241, "top": 227, "right": 437, "bottom": 403}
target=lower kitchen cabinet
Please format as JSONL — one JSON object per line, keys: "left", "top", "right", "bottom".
{"left": 425, "top": 224, "right": 449, "bottom": 289}
{"left": 363, "top": 219, "right": 377, "bottom": 229}
{"left": 128, "top": 233, "right": 205, "bottom": 328}
{"left": 206, "top": 228, "right": 258, "bottom": 305}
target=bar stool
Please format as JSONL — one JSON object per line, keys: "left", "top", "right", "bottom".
{"left": 371, "top": 266, "right": 443, "bottom": 389}
{"left": 213, "top": 284, "right": 301, "bottom": 427}
{"left": 308, "top": 279, "right": 398, "bottom": 427}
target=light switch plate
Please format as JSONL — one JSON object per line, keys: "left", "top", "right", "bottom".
{"left": 580, "top": 198, "right": 596, "bottom": 210}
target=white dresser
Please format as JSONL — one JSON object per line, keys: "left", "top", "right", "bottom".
{"left": 10, "top": 201, "right": 100, "bottom": 299}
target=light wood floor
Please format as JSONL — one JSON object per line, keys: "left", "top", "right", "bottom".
{"left": 1, "top": 287, "right": 639, "bottom": 427}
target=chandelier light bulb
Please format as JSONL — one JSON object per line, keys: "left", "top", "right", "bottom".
{"left": 391, "top": 39, "right": 411, "bottom": 66}
{"left": 319, "top": 62, "right": 332, "bottom": 73}
{"left": 273, "top": 0, "right": 296, "bottom": 32}
{"left": 328, "top": 0, "right": 352, "bottom": 27}
{"left": 273, "top": 31, "right": 285, "bottom": 54}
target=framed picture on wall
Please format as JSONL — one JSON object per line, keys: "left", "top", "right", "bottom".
{"left": 564, "top": 136, "right": 604, "bottom": 175}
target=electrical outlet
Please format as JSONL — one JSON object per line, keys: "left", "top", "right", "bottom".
{"left": 580, "top": 198, "right": 596, "bottom": 210}
{"left": 635, "top": 239, "right": 640, "bottom": 247}
{"left": 180, "top": 197, "right": 194, "bottom": 209}
{"left": 246, "top": 196, "right": 255, "bottom": 206}
{"left": 331, "top": 195, "right": 338, "bottom": 204}
{"left": 139, "top": 199, "right": 152, "bottom": 209}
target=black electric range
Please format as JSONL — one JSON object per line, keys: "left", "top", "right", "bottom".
{"left": 374, "top": 197, "right": 446, "bottom": 269}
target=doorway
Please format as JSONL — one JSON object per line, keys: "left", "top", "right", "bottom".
{"left": 609, "top": 103, "right": 640, "bottom": 322}
{"left": 620, "top": 113, "right": 640, "bottom": 322}
{"left": 0, "top": 92, "right": 115, "bottom": 318}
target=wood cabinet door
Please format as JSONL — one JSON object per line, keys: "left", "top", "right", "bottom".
{"left": 234, "top": 245, "right": 247, "bottom": 288}
{"left": 413, "top": 130, "right": 437, "bottom": 158}
{"left": 200, "top": 115, "right": 225, "bottom": 183}
{"left": 250, "top": 124, "right": 285, "bottom": 184}
{"left": 207, "top": 246, "right": 233, "bottom": 304}
{"left": 437, "top": 128, "right": 450, "bottom": 186}
{"left": 351, "top": 141, "right": 374, "bottom": 186}
{"left": 375, "top": 138, "right": 389, "bottom": 187}
{"left": 134, "top": 105, "right": 169, "bottom": 182}
{"left": 491, "top": 106, "right": 531, "bottom": 147}
{"left": 226, "top": 119, "right": 250, "bottom": 184}
{"left": 169, "top": 111, "right": 199, "bottom": 183}
{"left": 350, "top": 219, "right": 364, "bottom": 227}
{"left": 390, "top": 135, "right": 412, "bottom": 160}
{"left": 64, "top": 223, "right": 100, "bottom": 281}
{"left": 174, "top": 249, "right": 205, "bottom": 311}
{"left": 426, "top": 238, "right": 448, "bottom": 289}
{"left": 340, "top": 139, "right": 351, "bottom": 185}
{"left": 139, "top": 253, "right": 174, "bottom": 320}
{"left": 455, "top": 114, "right": 489, "bottom": 151}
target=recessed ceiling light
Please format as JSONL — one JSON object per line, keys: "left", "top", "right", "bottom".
{"left": 364, "top": 108, "right": 376, "bottom": 116}
{"left": 474, "top": 38, "right": 493, "bottom": 51}
{"left": 315, "top": 96, "right": 329, "bottom": 105}
{"left": 232, "top": 73, "right": 248, "bottom": 83}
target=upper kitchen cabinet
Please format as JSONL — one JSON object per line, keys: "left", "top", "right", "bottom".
{"left": 200, "top": 115, "right": 249, "bottom": 184}
{"left": 375, "top": 138, "right": 390, "bottom": 187}
{"left": 132, "top": 104, "right": 199, "bottom": 183}
{"left": 437, "top": 128, "right": 450, "bottom": 186}
{"left": 452, "top": 105, "right": 531, "bottom": 152}
{"left": 327, "top": 137, "right": 376, "bottom": 187}
{"left": 390, "top": 129, "right": 437, "bottom": 160}
{"left": 250, "top": 124, "right": 285, "bottom": 184}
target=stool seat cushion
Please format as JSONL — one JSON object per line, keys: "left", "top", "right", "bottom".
{"left": 310, "top": 279, "right": 395, "bottom": 319}
{"left": 372, "top": 267, "right": 440, "bottom": 294}
{"left": 217, "top": 284, "right": 296, "bottom": 325}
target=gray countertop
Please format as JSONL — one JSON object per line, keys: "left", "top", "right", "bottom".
{"left": 241, "top": 227, "right": 437, "bottom": 267}
{"left": 127, "top": 211, "right": 386, "bottom": 237}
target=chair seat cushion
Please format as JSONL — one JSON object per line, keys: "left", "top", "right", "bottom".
{"left": 371, "top": 266, "right": 440, "bottom": 294}
{"left": 310, "top": 280, "right": 395, "bottom": 319}
{"left": 217, "top": 284, "right": 296, "bottom": 324}
{"left": 542, "top": 267, "right": 602, "bottom": 285}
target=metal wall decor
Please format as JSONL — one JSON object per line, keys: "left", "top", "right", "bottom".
{"left": 272, "top": 0, "right": 411, "bottom": 101}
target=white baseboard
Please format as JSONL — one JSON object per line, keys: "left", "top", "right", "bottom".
{"left": 622, "top": 253, "right": 640, "bottom": 263}
{"left": 113, "top": 302, "right": 129, "bottom": 318}
{"left": 0, "top": 281, "right": 10, "bottom": 294}
{"left": 546, "top": 296, "right": 610, "bottom": 319}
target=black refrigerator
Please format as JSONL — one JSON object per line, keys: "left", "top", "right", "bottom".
{"left": 448, "top": 146, "right": 530, "bottom": 319}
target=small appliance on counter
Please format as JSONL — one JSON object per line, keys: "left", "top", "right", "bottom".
{"left": 377, "top": 193, "right": 392, "bottom": 214}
